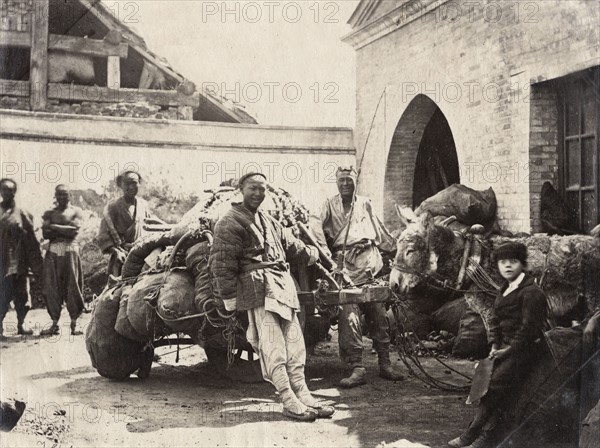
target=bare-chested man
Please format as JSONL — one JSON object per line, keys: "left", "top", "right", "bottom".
{"left": 40, "top": 185, "right": 85, "bottom": 336}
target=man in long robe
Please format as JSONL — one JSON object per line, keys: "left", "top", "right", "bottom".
{"left": 0, "top": 178, "right": 42, "bottom": 338}
{"left": 210, "top": 173, "right": 334, "bottom": 421}
{"left": 40, "top": 185, "right": 85, "bottom": 336}
{"left": 97, "top": 171, "right": 152, "bottom": 278}
{"left": 311, "top": 167, "right": 404, "bottom": 388}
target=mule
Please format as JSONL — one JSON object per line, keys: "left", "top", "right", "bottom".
{"left": 389, "top": 208, "right": 600, "bottom": 330}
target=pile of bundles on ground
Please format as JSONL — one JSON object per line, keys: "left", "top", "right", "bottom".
{"left": 86, "top": 183, "right": 310, "bottom": 379}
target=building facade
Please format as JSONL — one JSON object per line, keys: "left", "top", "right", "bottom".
{"left": 344, "top": 0, "right": 599, "bottom": 233}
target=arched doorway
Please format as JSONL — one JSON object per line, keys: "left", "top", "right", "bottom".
{"left": 384, "top": 95, "right": 460, "bottom": 228}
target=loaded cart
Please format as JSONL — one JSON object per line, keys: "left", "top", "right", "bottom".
{"left": 85, "top": 221, "right": 462, "bottom": 389}
{"left": 84, "top": 184, "right": 469, "bottom": 390}
{"left": 85, "top": 224, "right": 396, "bottom": 382}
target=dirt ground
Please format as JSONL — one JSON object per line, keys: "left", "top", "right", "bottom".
{"left": 1, "top": 308, "right": 477, "bottom": 448}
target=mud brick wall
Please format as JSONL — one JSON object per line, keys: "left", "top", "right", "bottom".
{"left": 351, "top": 0, "right": 599, "bottom": 233}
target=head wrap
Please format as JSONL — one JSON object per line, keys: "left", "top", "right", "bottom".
{"left": 238, "top": 172, "right": 267, "bottom": 188}
{"left": 492, "top": 242, "right": 528, "bottom": 264}
{"left": 336, "top": 166, "right": 358, "bottom": 182}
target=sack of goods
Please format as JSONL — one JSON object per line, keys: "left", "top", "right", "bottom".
{"left": 415, "top": 184, "right": 497, "bottom": 226}
{"left": 85, "top": 285, "right": 149, "bottom": 379}
{"left": 155, "top": 269, "right": 198, "bottom": 334}
{"left": 125, "top": 272, "right": 167, "bottom": 340}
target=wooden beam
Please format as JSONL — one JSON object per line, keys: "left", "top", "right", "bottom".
{"left": 47, "top": 84, "right": 199, "bottom": 107}
{"left": 30, "top": 0, "right": 49, "bottom": 111}
{"left": 138, "top": 60, "right": 156, "bottom": 90}
{"left": 106, "top": 56, "right": 120, "bottom": 88}
{"left": 298, "top": 286, "right": 393, "bottom": 306}
{"left": 1, "top": 31, "right": 128, "bottom": 58}
{"left": 0, "top": 30, "right": 31, "bottom": 47}
{"left": 0, "top": 80, "right": 31, "bottom": 97}
{"left": 49, "top": 35, "right": 128, "bottom": 58}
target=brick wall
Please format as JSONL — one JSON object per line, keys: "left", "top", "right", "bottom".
{"left": 350, "top": 0, "right": 599, "bottom": 233}
{"left": 528, "top": 83, "right": 560, "bottom": 233}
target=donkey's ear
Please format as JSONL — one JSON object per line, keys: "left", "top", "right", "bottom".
{"left": 394, "top": 204, "right": 409, "bottom": 231}
{"left": 418, "top": 211, "right": 433, "bottom": 230}
{"left": 397, "top": 204, "right": 418, "bottom": 222}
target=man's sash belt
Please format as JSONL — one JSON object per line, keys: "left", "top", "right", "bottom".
{"left": 240, "top": 260, "right": 290, "bottom": 273}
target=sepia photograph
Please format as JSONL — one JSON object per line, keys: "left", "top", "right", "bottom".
{"left": 0, "top": 0, "right": 599, "bottom": 447}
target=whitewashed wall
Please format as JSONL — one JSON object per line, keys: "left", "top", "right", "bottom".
{"left": 0, "top": 110, "right": 355, "bottom": 222}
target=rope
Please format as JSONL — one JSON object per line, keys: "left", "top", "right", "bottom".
{"left": 390, "top": 291, "right": 472, "bottom": 392}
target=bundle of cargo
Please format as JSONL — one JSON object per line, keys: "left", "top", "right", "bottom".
{"left": 86, "top": 183, "right": 313, "bottom": 379}
{"left": 392, "top": 184, "right": 600, "bottom": 358}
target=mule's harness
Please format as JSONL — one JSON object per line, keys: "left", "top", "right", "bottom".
{"left": 392, "top": 229, "right": 500, "bottom": 296}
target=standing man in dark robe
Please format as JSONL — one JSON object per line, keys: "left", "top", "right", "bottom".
{"left": 0, "top": 178, "right": 42, "bottom": 338}
{"left": 210, "top": 173, "right": 334, "bottom": 422}
{"left": 311, "top": 166, "right": 404, "bottom": 388}
{"left": 97, "top": 171, "right": 152, "bottom": 278}
{"left": 40, "top": 185, "right": 85, "bottom": 336}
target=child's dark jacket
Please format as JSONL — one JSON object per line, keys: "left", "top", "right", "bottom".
{"left": 487, "top": 274, "right": 548, "bottom": 395}
{"left": 488, "top": 274, "right": 548, "bottom": 352}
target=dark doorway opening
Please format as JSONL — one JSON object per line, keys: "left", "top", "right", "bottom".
{"left": 412, "top": 108, "right": 460, "bottom": 208}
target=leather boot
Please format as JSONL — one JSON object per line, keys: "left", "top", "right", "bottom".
{"left": 465, "top": 410, "right": 502, "bottom": 448}
{"left": 378, "top": 351, "right": 405, "bottom": 381}
{"left": 339, "top": 367, "right": 367, "bottom": 388}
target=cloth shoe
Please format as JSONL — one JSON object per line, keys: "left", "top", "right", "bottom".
{"left": 310, "top": 405, "right": 335, "bottom": 418}
{"left": 448, "top": 427, "right": 479, "bottom": 447}
{"left": 40, "top": 324, "right": 60, "bottom": 336}
{"left": 282, "top": 407, "right": 318, "bottom": 422}
{"left": 339, "top": 367, "right": 367, "bottom": 388}
{"left": 70, "top": 321, "right": 83, "bottom": 336}
{"left": 290, "top": 380, "right": 335, "bottom": 418}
